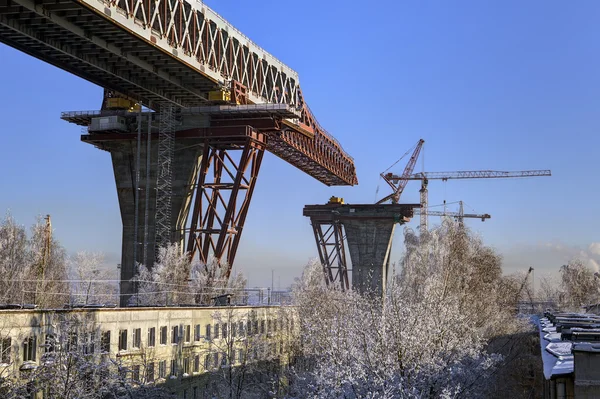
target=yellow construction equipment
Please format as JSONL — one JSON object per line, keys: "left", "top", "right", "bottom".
{"left": 328, "top": 196, "right": 344, "bottom": 205}
{"left": 105, "top": 97, "right": 141, "bottom": 112}
{"left": 208, "top": 88, "right": 231, "bottom": 103}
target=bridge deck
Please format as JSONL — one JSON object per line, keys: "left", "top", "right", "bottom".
{"left": 0, "top": 0, "right": 357, "bottom": 185}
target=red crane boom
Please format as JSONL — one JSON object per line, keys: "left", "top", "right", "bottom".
{"left": 376, "top": 139, "right": 425, "bottom": 204}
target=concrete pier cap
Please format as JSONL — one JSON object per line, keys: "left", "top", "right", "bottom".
{"left": 303, "top": 203, "right": 418, "bottom": 297}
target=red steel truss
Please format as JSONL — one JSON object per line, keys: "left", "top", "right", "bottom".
{"left": 185, "top": 127, "right": 266, "bottom": 277}
{"left": 311, "top": 221, "right": 349, "bottom": 291}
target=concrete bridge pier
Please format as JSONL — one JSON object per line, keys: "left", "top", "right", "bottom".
{"left": 344, "top": 219, "right": 396, "bottom": 297}
{"left": 109, "top": 138, "right": 202, "bottom": 305}
{"left": 80, "top": 113, "right": 206, "bottom": 306}
{"left": 303, "top": 203, "right": 417, "bottom": 297}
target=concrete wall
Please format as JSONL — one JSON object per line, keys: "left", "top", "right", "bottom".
{"left": 573, "top": 343, "right": 600, "bottom": 398}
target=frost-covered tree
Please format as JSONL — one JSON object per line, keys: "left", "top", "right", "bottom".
{"left": 131, "top": 244, "right": 192, "bottom": 306}
{"left": 0, "top": 214, "right": 68, "bottom": 308}
{"left": 69, "top": 251, "right": 118, "bottom": 305}
{"left": 286, "top": 220, "right": 532, "bottom": 399}
{"left": 559, "top": 259, "right": 598, "bottom": 310}
{"left": 131, "top": 244, "right": 247, "bottom": 306}
{"left": 0, "top": 214, "right": 28, "bottom": 305}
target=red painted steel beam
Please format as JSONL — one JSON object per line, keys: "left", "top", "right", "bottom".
{"left": 185, "top": 131, "right": 266, "bottom": 278}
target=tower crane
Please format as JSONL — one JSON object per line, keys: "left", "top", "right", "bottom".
{"left": 414, "top": 201, "right": 491, "bottom": 226}
{"left": 384, "top": 170, "right": 551, "bottom": 234}
{"left": 516, "top": 267, "right": 534, "bottom": 312}
{"left": 376, "top": 139, "right": 424, "bottom": 205}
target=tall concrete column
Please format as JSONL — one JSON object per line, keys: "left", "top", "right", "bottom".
{"left": 108, "top": 137, "right": 202, "bottom": 306}
{"left": 344, "top": 219, "right": 396, "bottom": 297}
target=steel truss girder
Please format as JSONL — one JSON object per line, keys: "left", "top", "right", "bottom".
{"left": 75, "top": 0, "right": 299, "bottom": 107}
{"left": 311, "top": 220, "right": 349, "bottom": 291}
{"left": 1, "top": 0, "right": 201, "bottom": 108}
{"left": 186, "top": 131, "right": 266, "bottom": 278}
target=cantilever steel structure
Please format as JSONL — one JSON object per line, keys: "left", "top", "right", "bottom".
{"left": 1, "top": 0, "right": 358, "bottom": 304}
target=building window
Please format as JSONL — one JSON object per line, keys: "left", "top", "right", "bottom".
{"left": 118, "top": 330, "right": 127, "bottom": 351}
{"left": 194, "top": 324, "right": 201, "bottom": 341}
{"left": 185, "top": 325, "right": 191, "bottom": 343}
{"left": 0, "top": 337, "right": 10, "bottom": 363}
{"left": 204, "top": 354, "right": 210, "bottom": 370}
{"left": 66, "top": 331, "right": 78, "bottom": 352}
{"left": 193, "top": 387, "right": 198, "bottom": 399}
{"left": 273, "top": 319, "right": 278, "bottom": 333}
{"left": 267, "top": 319, "right": 272, "bottom": 333}
{"left": 171, "top": 326, "right": 178, "bottom": 344}
{"left": 146, "top": 362, "right": 155, "bottom": 382}
{"left": 132, "top": 365, "right": 140, "bottom": 382}
{"left": 213, "top": 353, "right": 219, "bottom": 369}
{"left": 160, "top": 326, "right": 167, "bottom": 345}
{"left": 133, "top": 328, "right": 141, "bottom": 349}
{"left": 101, "top": 331, "right": 111, "bottom": 353}
{"left": 159, "top": 360, "right": 166, "bottom": 379}
{"left": 44, "top": 334, "right": 55, "bottom": 354}
{"left": 148, "top": 327, "right": 155, "bottom": 347}
{"left": 239, "top": 321, "right": 245, "bottom": 337}
{"left": 214, "top": 324, "right": 219, "bottom": 340}
{"left": 260, "top": 320, "right": 265, "bottom": 335}
{"left": 170, "top": 359, "right": 177, "bottom": 376}
{"left": 183, "top": 357, "right": 190, "bottom": 375}
{"left": 205, "top": 325, "right": 211, "bottom": 341}
{"left": 220, "top": 352, "right": 226, "bottom": 367}
{"left": 253, "top": 320, "right": 259, "bottom": 335}
{"left": 222, "top": 323, "right": 227, "bottom": 339}
{"left": 231, "top": 349, "right": 236, "bottom": 364}
{"left": 232, "top": 323, "right": 237, "bottom": 338}
{"left": 194, "top": 355, "right": 199, "bottom": 373}
{"left": 23, "top": 336, "right": 36, "bottom": 362}
{"left": 82, "top": 332, "right": 95, "bottom": 354}
{"left": 237, "top": 348, "right": 243, "bottom": 364}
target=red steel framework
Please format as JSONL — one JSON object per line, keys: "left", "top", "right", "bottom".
{"left": 184, "top": 126, "right": 265, "bottom": 278}
{"left": 311, "top": 221, "right": 349, "bottom": 291}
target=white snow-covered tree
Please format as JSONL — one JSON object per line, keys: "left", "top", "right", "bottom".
{"left": 286, "top": 219, "right": 532, "bottom": 398}
{"left": 69, "top": 251, "right": 118, "bottom": 305}
{"left": 559, "top": 259, "right": 598, "bottom": 310}
{"left": 131, "top": 244, "right": 247, "bottom": 306}
{"left": 0, "top": 213, "right": 68, "bottom": 308}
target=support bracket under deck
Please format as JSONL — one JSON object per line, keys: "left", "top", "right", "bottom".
{"left": 186, "top": 127, "right": 266, "bottom": 279}
{"left": 310, "top": 220, "right": 349, "bottom": 291}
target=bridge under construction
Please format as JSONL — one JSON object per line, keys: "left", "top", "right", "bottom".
{"left": 0, "top": 0, "right": 363, "bottom": 304}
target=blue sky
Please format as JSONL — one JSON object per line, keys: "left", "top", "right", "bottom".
{"left": 1, "top": 0, "right": 598, "bottom": 288}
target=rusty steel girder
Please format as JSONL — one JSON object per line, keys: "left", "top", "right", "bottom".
{"left": 311, "top": 221, "right": 349, "bottom": 291}
{"left": 185, "top": 128, "right": 266, "bottom": 277}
